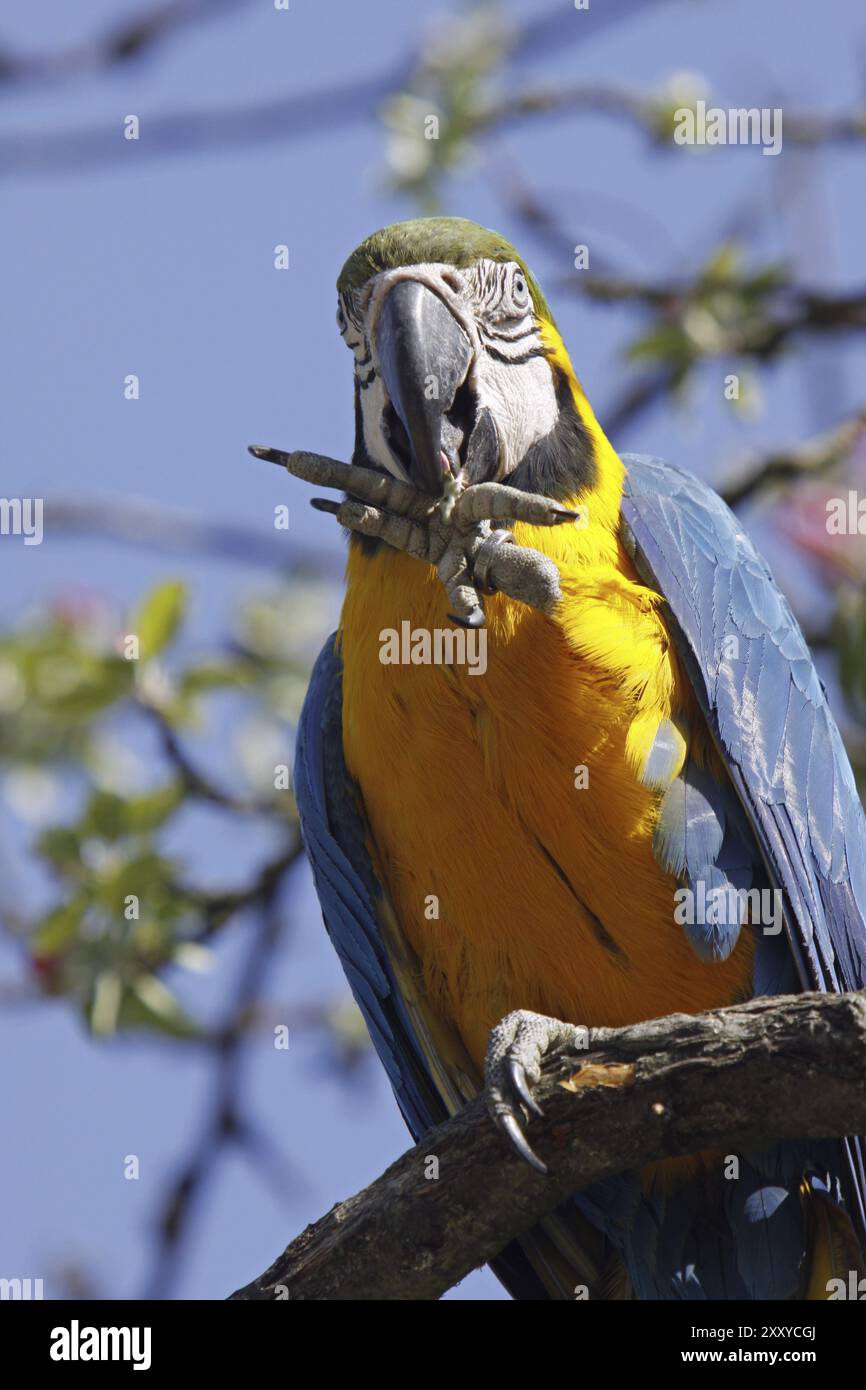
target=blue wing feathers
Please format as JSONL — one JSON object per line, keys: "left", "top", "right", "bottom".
{"left": 653, "top": 761, "right": 725, "bottom": 879}
{"left": 727, "top": 1169, "right": 804, "bottom": 1301}
{"left": 621, "top": 452, "right": 866, "bottom": 995}
{"left": 295, "top": 639, "right": 438, "bottom": 1138}
{"left": 621, "top": 452, "right": 866, "bottom": 1275}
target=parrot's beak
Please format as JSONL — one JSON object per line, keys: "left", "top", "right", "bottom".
{"left": 374, "top": 279, "right": 474, "bottom": 496}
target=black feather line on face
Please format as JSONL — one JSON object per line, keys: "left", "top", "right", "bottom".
{"left": 508, "top": 367, "right": 597, "bottom": 503}
{"left": 349, "top": 382, "right": 389, "bottom": 557}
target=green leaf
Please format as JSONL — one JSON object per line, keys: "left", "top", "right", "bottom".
{"left": 700, "top": 242, "right": 741, "bottom": 285}
{"left": 118, "top": 975, "right": 201, "bottom": 1037}
{"left": 36, "top": 825, "right": 83, "bottom": 868}
{"left": 32, "top": 899, "right": 86, "bottom": 955}
{"left": 90, "top": 969, "right": 123, "bottom": 1036}
{"left": 180, "top": 662, "right": 250, "bottom": 694}
{"left": 93, "top": 850, "right": 179, "bottom": 917}
{"left": 133, "top": 581, "right": 186, "bottom": 660}
{"left": 625, "top": 324, "right": 694, "bottom": 366}
{"left": 123, "top": 782, "right": 185, "bottom": 833}
{"left": 83, "top": 790, "right": 127, "bottom": 840}
{"left": 45, "top": 656, "right": 133, "bottom": 716}
{"left": 742, "top": 263, "right": 789, "bottom": 297}
{"left": 79, "top": 781, "right": 182, "bottom": 844}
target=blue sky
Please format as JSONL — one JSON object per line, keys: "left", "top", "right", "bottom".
{"left": 1, "top": 0, "right": 865, "bottom": 1301}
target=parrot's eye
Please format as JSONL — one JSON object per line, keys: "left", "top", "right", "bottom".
{"left": 495, "top": 264, "right": 531, "bottom": 320}
{"left": 510, "top": 268, "right": 530, "bottom": 310}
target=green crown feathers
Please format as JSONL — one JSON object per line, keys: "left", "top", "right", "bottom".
{"left": 337, "top": 216, "right": 553, "bottom": 324}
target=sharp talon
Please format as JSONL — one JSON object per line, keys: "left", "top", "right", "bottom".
{"left": 248, "top": 445, "right": 287, "bottom": 465}
{"left": 509, "top": 1057, "right": 544, "bottom": 1118}
{"left": 448, "top": 607, "right": 485, "bottom": 629}
{"left": 553, "top": 508, "right": 581, "bottom": 521}
{"left": 498, "top": 1113, "right": 548, "bottom": 1175}
{"left": 310, "top": 497, "right": 341, "bottom": 514}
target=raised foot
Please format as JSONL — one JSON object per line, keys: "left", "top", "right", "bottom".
{"left": 249, "top": 445, "right": 580, "bottom": 625}
{"left": 484, "top": 1009, "right": 588, "bottom": 1174}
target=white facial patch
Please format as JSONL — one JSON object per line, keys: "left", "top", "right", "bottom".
{"left": 472, "top": 350, "right": 557, "bottom": 478}
{"left": 364, "top": 370, "right": 410, "bottom": 482}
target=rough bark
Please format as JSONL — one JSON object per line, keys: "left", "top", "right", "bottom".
{"left": 229, "top": 991, "right": 866, "bottom": 1301}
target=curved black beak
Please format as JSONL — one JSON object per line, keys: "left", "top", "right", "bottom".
{"left": 374, "top": 280, "right": 473, "bottom": 495}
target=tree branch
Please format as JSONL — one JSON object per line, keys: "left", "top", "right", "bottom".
{"left": 42, "top": 495, "right": 340, "bottom": 575}
{"left": 0, "top": 0, "right": 254, "bottom": 87}
{"left": 722, "top": 405, "right": 866, "bottom": 507}
{"left": 229, "top": 990, "right": 866, "bottom": 1301}
{"left": 481, "top": 85, "right": 866, "bottom": 151}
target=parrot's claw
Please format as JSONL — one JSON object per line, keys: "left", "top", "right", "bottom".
{"left": 250, "top": 445, "right": 580, "bottom": 624}
{"left": 499, "top": 1112, "right": 547, "bottom": 1175}
{"left": 509, "top": 1054, "right": 545, "bottom": 1119}
{"left": 484, "top": 1009, "right": 588, "bottom": 1175}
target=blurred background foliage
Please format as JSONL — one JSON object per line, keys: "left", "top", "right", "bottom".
{"left": 2, "top": 0, "right": 865, "bottom": 1299}
{"left": 2, "top": 578, "right": 306, "bottom": 1037}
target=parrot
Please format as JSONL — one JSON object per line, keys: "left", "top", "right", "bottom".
{"left": 252, "top": 216, "right": 866, "bottom": 1300}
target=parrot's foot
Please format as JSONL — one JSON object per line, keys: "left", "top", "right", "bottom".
{"left": 249, "top": 446, "right": 581, "bottom": 626}
{"left": 484, "top": 1009, "right": 588, "bottom": 1175}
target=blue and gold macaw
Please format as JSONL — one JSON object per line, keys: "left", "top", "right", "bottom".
{"left": 256, "top": 217, "right": 866, "bottom": 1300}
